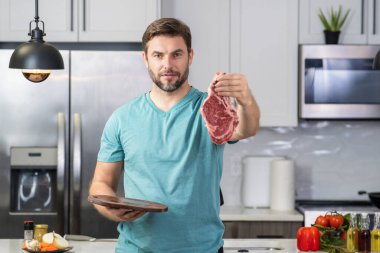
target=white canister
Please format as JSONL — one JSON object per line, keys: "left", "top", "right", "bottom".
{"left": 241, "top": 156, "right": 284, "bottom": 208}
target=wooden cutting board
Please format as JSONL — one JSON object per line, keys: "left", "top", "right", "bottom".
{"left": 88, "top": 195, "right": 168, "bottom": 212}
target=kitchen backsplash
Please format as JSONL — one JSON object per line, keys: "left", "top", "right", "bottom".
{"left": 221, "top": 120, "right": 380, "bottom": 206}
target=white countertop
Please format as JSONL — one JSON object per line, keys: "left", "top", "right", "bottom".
{"left": 2, "top": 238, "right": 328, "bottom": 253}
{"left": 220, "top": 205, "right": 304, "bottom": 222}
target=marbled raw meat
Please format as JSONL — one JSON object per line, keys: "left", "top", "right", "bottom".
{"left": 200, "top": 72, "right": 239, "bottom": 145}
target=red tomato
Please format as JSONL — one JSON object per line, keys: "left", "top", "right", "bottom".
{"left": 325, "top": 214, "right": 332, "bottom": 226}
{"left": 330, "top": 215, "right": 344, "bottom": 228}
{"left": 315, "top": 215, "right": 329, "bottom": 227}
{"left": 297, "top": 226, "right": 320, "bottom": 251}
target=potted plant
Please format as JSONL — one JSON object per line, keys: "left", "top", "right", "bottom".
{"left": 318, "top": 5, "right": 350, "bottom": 44}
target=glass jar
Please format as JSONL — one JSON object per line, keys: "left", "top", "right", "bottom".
{"left": 33, "top": 224, "right": 48, "bottom": 242}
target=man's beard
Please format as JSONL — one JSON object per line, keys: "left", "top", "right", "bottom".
{"left": 148, "top": 65, "right": 190, "bottom": 92}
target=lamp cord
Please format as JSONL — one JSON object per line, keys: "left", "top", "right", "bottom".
{"left": 34, "top": 0, "right": 39, "bottom": 27}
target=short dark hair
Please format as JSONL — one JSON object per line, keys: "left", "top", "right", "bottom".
{"left": 142, "top": 18, "right": 192, "bottom": 53}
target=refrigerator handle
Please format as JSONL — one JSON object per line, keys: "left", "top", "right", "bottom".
{"left": 71, "top": 113, "right": 82, "bottom": 234}
{"left": 57, "top": 112, "right": 66, "bottom": 233}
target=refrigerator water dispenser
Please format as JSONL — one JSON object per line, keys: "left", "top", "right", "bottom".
{"left": 10, "top": 147, "right": 57, "bottom": 213}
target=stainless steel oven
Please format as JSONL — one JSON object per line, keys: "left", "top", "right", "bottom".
{"left": 299, "top": 45, "right": 380, "bottom": 119}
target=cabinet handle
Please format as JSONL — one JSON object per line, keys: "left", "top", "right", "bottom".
{"left": 362, "top": 0, "right": 365, "bottom": 34}
{"left": 83, "top": 0, "right": 86, "bottom": 31}
{"left": 70, "top": 0, "right": 73, "bottom": 31}
{"left": 374, "top": 0, "right": 377, "bottom": 34}
{"left": 256, "top": 235, "right": 284, "bottom": 239}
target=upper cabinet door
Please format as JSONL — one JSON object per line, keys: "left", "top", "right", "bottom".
{"left": 368, "top": 0, "right": 380, "bottom": 44}
{"left": 299, "top": 0, "right": 368, "bottom": 44}
{"left": 161, "top": 0, "right": 230, "bottom": 92}
{"left": 78, "top": 0, "right": 160, "bottom": 42}
{"left": 231, "top": 0, "right": 298, "bottom": 127}
{"left": 0, "top": 0, "right": 78, "bottom": 42}
{"left": 0, "top": 0, "right": 160, "bottom": 42}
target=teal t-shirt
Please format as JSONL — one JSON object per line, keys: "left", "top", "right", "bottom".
{"left": 98, "top": 87, "right": 227, "bottom": 253}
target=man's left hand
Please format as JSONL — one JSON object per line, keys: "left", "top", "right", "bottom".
{"left": 213, "top": 73, "right": 254, "bottom": 106}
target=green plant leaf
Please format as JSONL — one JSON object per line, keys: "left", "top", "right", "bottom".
{"left": 318, "top": 8, "right": 332, "bottom": 30}
{"left": 338, "top": 9, "right": 351, "bottom": 30}
{"left": 318, "top": 5, "right": 350, "bottom": 32}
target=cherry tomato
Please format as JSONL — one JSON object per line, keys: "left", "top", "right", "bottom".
{"left": 330, "top": 215, "right": 344, "bottom": 228}
{"left": 315, "top": 215, "right": 329, "bottom": 227}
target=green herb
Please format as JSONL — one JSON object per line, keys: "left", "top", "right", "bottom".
{"left": 318, "top": 5, "right": 351, "bottom": 32}
{"left": 312, "top": 212, "right": 351, "bottom": 253}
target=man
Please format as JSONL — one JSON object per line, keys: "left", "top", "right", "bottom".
{"left": 89, "top": 18, "right": 260, "bottom": 253}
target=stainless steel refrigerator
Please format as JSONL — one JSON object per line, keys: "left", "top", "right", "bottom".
{"left": 0, "top": 49, "right": 151, "bottom": 238}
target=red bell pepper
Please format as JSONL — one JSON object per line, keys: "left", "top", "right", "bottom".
{"left": 297, "top": 226, "right": 320, "bottom": 251}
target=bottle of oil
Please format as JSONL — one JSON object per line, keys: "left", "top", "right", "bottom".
{"left": 372, "top": 212, "right": 380, "bottom": 252}
{"left": 358, "top": 213, "right": 371, "bottom": 253}
{"left": 347, "top": 213, "right": 359, "bottom": 252}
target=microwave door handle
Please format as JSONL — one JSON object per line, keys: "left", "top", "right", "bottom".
{"left": 57, "top": 112, "right": 66, "bottom": 233}
{"left": 70, "top": 113, "right": 82, "bottom": 234}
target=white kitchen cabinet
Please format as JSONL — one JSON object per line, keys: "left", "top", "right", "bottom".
{"left": 0, "top": 0, "right": 77, "bottom": 41}
{"left": 299, "top": 0, "right": 380, "bottom": 44}
{"left": 368, "top": 0, "right": 380, "bottom": 44}
{"left": 162, "top": 0, "right": 298, "bottom": 127}
{"left": 161, "top": 0, "right": 230, "bottom": 92}
{"left": 78, "top": 0, "right": 160, "bottom": 42}
{"left": 230, "top": 0, "right": 298, "bottom": 127}
{"left": 0, "top": 0, "right": 160, "bottom": 42}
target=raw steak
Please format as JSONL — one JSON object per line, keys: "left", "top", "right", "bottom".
{"left": 200, "top": 72, "right": 239, "bottom": 145}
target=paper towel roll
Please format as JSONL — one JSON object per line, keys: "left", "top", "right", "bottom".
{"left": 242, "top": 156, "right": 283, "bottom": 208}
{"left": 270, "top": 159, "right": 295, "bottom": 211}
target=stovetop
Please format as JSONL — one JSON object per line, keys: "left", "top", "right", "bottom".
{"left": 296, "top": 200, "right": 379, "bottom": 227}
{"left": 296, "top": 200, "right": 379, "bottom": 213}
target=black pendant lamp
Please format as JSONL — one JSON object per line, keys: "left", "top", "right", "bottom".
{"left": 9, "top": 0, "right": 64, "bottom": 83}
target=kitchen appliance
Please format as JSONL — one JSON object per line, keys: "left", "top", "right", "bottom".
{"left": 0, "top": 49, "right": 151, "bottom": 238}
{"left": 241, "top": 156, "right": 284, "bottom": 208}
{"left": 359, "top": 191, "right": 380, "bottom": 208}
{"left": 10, "top": 147, "right": 57, "bottom": 214}
{"left": 297, "top": 201, "right": 380, "bottom": 228}
{"left": 299, "top": 45, "right": 380, "bottom": 119}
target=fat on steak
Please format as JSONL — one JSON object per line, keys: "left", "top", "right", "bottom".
{"left": 200, "top": 72, "right": 239, "bottom": 145}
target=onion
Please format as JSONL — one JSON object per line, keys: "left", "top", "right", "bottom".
{"left": 42, "top": 232, "right": 54, "bottom": 244}
{"left": 54, "top": 237, "right": 69, "bottom": 249}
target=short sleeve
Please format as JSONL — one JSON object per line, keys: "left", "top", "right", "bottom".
{"left": 97, "top": 113, "right": 125, "bottom": 162}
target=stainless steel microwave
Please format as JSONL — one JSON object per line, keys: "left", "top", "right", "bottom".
{"left": 299, "top": 45, "right": 380, "bottom": 119}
